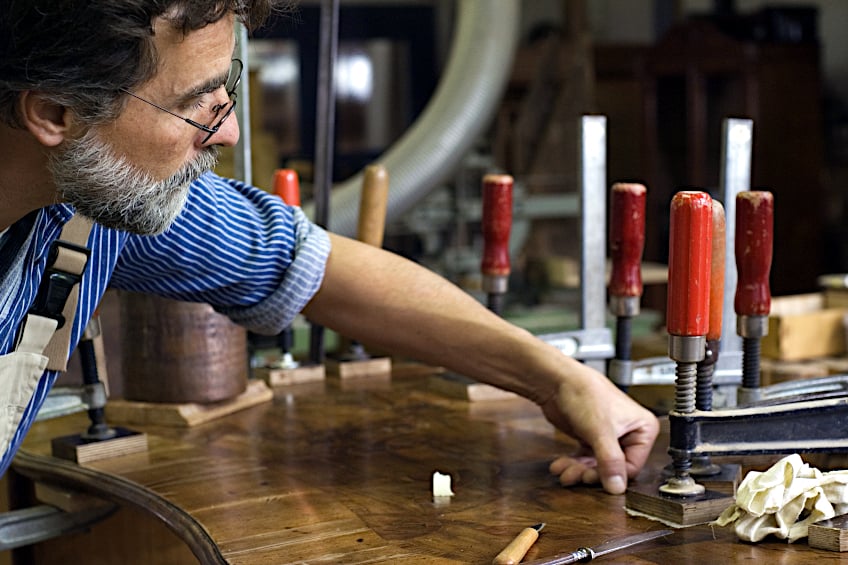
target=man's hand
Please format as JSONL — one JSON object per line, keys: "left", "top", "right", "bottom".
{"left": 539, "top": 368, "right": 659, "bottom": 495}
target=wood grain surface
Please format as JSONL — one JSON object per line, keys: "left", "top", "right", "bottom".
{"left": 9, "top": 368, "right": 848, "bottom": 563}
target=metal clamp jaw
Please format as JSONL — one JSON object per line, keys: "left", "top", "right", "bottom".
{"left": 538, "top": 328, "right": 615, "bottom": 362}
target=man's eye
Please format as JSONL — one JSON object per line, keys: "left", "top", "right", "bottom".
{"left": 188, "top": 98, "right": 208, "bottom": 112}
{"left": 186, "top": 91, "right": 217, "bottom": 112}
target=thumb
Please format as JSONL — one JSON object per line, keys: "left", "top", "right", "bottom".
{"left": 592, "top": 438, "right": 628, "bottom": 494}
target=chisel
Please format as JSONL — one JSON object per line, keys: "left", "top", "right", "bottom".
{"left": 521, "top": 529, "right": 672, "bottom": 564}
{"left": 493, "top": 522, "right": 544, "bottom": 565}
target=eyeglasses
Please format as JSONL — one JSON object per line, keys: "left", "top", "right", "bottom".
{"left": 120, "top": 59, "right": 243, "bottom": 144}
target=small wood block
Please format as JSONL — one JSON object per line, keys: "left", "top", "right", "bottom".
{"left": 338, "top": 372, "right": 391, "bottom": 391}
{"left": 625, "top": 479, "right": 734, "bottom": 527}
{"left": 35, "top": 482, "right": 114, "bottom": 513}
{"left": 809, "top": 514, "right": 848, "bottom": 552}
{"left": 106, "top": 378, "right": 273, "bottom": 427}
{"left": 325, "top": 356, "right": 392, "bottom": 379}
{"left": 760, "top": 358, "right": 829, "bottom": 386}
{"left": 51, "top": 427, "right": 148, "bottom": 465}
{"left": 428, "top": 373, "right": 519, "bottom": 402}
{"left": 255, "top": 363, "right": 326, "bottom": 386}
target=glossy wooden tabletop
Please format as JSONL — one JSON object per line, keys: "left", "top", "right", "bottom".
{"left": 11, "top": 368, "right": 848, "bottom": 564}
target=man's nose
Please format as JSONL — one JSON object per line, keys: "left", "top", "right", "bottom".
{"left": 200, "top": 111, "right": 240, "bottom": 147}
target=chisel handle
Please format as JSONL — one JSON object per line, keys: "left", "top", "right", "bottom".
{"left": 493, "top": 526, "right": 541, "bottom": 565}
{"left": 609, "top": 183, "right": 646, "bottom": 301}
{"left": 481, "top": 174, "right": 513, "bottom": 278}
{"left": 708, "top": 200, "right": 726, "bottom": 341}
{"left": 734, "top": 191, "right": 773, "bottom": 317}
{"left": 667, "top": 191, "right": 713, "bottom": 337}
{"left": 357, "top": 164, "right": 389, "bottom": 248}
{"left": 273, "top": 169, "right": 301, "bottom": 206}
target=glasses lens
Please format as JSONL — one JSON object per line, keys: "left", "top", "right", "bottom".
{"left": 226, "top": 59, "right": 243, "bottom": 94}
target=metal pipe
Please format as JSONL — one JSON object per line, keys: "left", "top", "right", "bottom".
{"left": 309, "top": 0, "right": 340, "bottom": 365}
{"left": 307, "top": 0, "right": 521, "bottom": 237}
{"left": 234, "top": 23, "right": 252, "bottom": 185}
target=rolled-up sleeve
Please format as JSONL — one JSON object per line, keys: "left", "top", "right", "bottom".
{"left": 218, "top": 206, "right": 330, "bottom": 333}
{"left": 111, "top": 172, "right": 331, "bottom": 334}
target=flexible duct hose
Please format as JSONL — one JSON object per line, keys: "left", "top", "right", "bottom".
{"left": 307, "top": 0, "right": 521, "bottom": 236}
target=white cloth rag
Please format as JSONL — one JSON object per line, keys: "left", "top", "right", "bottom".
{"left": 714, "top": 454, "right": 848, "bottom": 542}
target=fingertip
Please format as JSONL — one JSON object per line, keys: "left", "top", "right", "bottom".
{"left": 603, "top": 475, "right": 627, "bottom": 495}
{"left": 556, "top": 464, "right": 587, "bottom": 487}
{"left": 581, "top": 467, "right": 599, "bottom": 484}
{"left": 549, "top": 457, "right": 567, "bottom": 475}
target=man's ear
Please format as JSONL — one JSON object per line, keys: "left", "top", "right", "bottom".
{"left": 18, "top": 91, "right": 73, "bottom": 147}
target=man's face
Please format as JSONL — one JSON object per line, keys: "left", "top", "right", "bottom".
{"left": 55, "top": 13, "right": 239, "bottom": 234}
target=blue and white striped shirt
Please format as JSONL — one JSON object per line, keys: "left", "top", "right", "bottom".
{"left": 0, "top": 171, "right": 331, "bottom": 475}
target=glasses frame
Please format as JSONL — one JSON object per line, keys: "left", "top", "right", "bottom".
{"left": 120, "top": 59, "right": 243, "bottom": 144}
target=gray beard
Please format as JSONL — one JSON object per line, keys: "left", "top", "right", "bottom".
{"left": 48, "top": 130, "right": 219, "bottom": 235}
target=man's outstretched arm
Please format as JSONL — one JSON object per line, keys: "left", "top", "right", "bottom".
{"left": 302, "top": 234, "right": 659, "bottom": 494}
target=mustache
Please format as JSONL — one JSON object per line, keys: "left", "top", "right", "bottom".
{"left": 167, "top": 146, "right": 221, "bottom": 189}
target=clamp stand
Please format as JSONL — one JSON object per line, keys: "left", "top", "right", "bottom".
{"left": 607, "top": 183, "right": 646, "bottom": 391}
{"left": 254, "top": 170, "right": 326, "bottom": 386}
{"left": 609, "top": 118, "right": 753, "bottom": 394}
{"left": 429, "top": 174, "right": 520, "bottom": 401}
{"left": 532, "top": 116, "right": 615, "bottom": 366}
{"left": 325, "top": 164, "right": 392, "bottom": 380}
{"left": 627, "top": 189, "right": 848, "bottom": 527}
{"left": 51, "top": 314, "right": 148, "bottom": 464}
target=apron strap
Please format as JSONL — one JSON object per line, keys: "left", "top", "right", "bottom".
{"left": 26, "top": 215, "right": 93, "bottom": 371}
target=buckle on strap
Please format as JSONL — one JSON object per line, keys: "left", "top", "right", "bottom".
{"left": 29, "top": 240, "right": 91, "bottom": 329}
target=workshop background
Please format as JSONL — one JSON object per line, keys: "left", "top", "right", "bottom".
{"left": 8, "top": 2, "right": 848, "bottom": 562}
{"left": 59, "top": 0, "right": 848, "bottom": 399}
{"left": 230, "top": 0, "right": 848, "bottom": 296}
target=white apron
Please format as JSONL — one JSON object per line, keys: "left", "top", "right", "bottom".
{"left": 0, "top": 215, "right": 92, "bottom": 456}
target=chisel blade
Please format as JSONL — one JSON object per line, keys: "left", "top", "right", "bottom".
{"left": 522, "top": 528, "right": 672, "bottom": 564}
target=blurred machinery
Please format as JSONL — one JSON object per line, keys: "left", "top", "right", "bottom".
{"left": 245, "top": 1, "right": 592, "bottom": 317}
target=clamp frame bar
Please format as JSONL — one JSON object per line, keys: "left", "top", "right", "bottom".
{"left": 0, "top": 501, "right": 117, "bottom": 551}
{"left": 669, "top": 394, "right": 848, "bottom": 458}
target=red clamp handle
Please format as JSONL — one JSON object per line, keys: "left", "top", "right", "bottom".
{"left": 273, "top": 169, "right": 301, "bottom": 206}
{"left": 734, "top": 191, "right": 774, "bottom": 317}
{"left": 609, "top": 183, "right": 647, "bottom": 299}
{"left": 481, "top": 174, "right": 513, "bottom": 277}
{"left": 708, "top": 200, "right": 727, "bottom": 341}
{"left": 667, "top": 191, "right": 713, "bottom": 337}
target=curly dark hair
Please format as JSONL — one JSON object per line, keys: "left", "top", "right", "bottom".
{"left": 0, "top": 0, "right": 290, "bottom": 127}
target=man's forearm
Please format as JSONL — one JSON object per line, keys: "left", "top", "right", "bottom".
{"left": 302, "top": 234, "right": 567, "bottom": 404}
